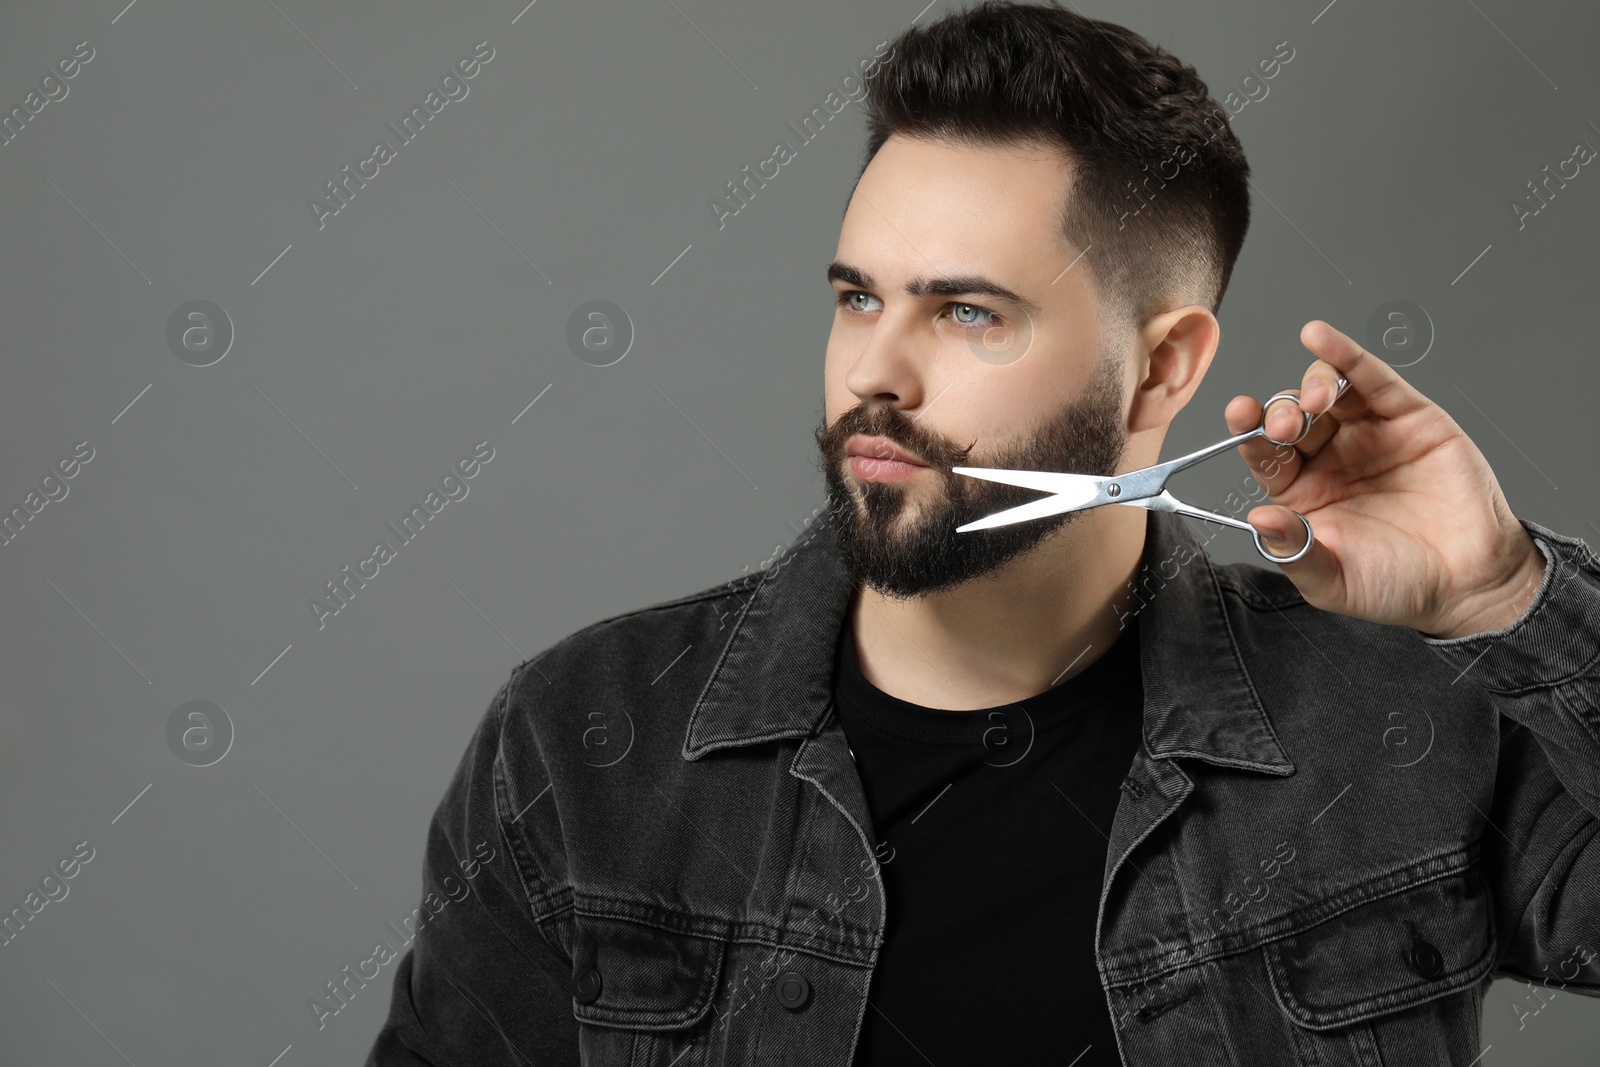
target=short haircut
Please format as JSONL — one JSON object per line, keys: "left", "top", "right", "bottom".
{"left": 854, "top": 0, "right": 1252, "bottom": 330}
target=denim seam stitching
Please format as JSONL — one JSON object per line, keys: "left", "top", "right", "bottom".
{"left": 1467, "top": 634, "right": 1600, "bottom": 697}
{"left": 488, "top": 678, "right": 568, "bottom": 942}
{"left": 495, "top": 664, "right": 584, "bottom": 939}
{"left": 1212, "top": 567, "right": 1295, "bottom": 769}
{"left": 567, "top": 895, "right": 872, "bottom": 966}
{"left": 786, "top": 730, "right": 887, "bottom": 961}
{"left": 1260, "top": 877, "right": 1498, "bottom": 1030}
{"left": 1496, "top": 778, "right": 1600, "bottom": 976}
{"left": 681, "top": 570, "right": 764, "bottom": 758}
{"left": 1102, "top": 844, "right": 1475, "bottom": 984}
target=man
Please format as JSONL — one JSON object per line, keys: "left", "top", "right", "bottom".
{"left": 367, "top": 3, "right": 1600, "bottom": 1064}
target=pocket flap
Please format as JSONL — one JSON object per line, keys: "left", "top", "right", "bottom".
{"left": 1263, "top": 872, "right": 1496, "bottom": 1030}
{"left": 569, "top": 913, "right": 729, "bottom": 1031}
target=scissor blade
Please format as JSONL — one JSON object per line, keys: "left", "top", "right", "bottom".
{"left": 951, "top": 467, "right": 1107, "bottom": 533}
{"left": 951, "top": 466, "right": 1106, "bottom": 495}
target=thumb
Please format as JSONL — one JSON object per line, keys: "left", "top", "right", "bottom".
{"left": 1246, "top": 504, "right": 1339, "bottom": 588}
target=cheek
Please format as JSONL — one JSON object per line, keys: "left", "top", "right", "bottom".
{"left": 943, "top": 367, "right": 1044, "bottom": 427}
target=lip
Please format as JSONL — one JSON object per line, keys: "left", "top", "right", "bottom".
{"left": 845, "top": 435, "right": 926, "bottom": 467}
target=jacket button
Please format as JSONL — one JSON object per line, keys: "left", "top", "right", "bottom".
{"left": 775, "top": 971, "right": 811, "bottom": 1011}
{"left": 573, "top": 966, "right": 603, "bottom": 1004}
{"left": 1407, "top": 940, "right": 1443, "bottom": 979}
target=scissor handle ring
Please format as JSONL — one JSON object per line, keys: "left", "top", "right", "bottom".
{"left": 1260, "top": 391, "right": 1313, "bottom": 446}
{"left": 1260, "top": 377, "right": 1349, "bottom": 447}
{"left": 1252, "top": 511, "right": 1315, "bottom": 564}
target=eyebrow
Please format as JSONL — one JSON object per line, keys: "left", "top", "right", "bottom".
{"left": 826, "top": 261, "right": 1043, "bottom": 317}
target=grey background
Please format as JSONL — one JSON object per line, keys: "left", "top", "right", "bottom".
{"left": 1, "top": 0, "right": 1595, "bottom": 1063}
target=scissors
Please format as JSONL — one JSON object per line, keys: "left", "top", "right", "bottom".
{"left": 952, "top": 377, "right": 1349, "bottom": 564}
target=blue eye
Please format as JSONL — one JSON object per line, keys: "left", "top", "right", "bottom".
{"left": 950, "top": 303, "right": 998, "bottom": 327}
{"left": 835, "top": 291, "right": 1002, "bottom": 330}
{"left": 837, "top": 291, "right": 883, "bottom": 314}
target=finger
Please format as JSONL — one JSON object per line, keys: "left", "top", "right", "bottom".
{"left": 1269, "top": 388, "right": 1343, "bottom": 459}
{"left": 1249, "top": 503, "right": 1310, "bottom": 558}
{"left": 1262, "top": 391, "right": 1311, "bottom": 445}
{"left": 1300, "top": 320, "right": 1429, "bottom": 420}
{"left": 1247, "top": 504, "right": 1338, "bottom": 590}
{"left": 1227, "top": 394, "right": 1305, "bottom": 494}
{"left": 1298, "top": 361, "right": 1357, "bottom": 421}
{"left": 1260, "top": 358, "right": 1368, "bottom": 461}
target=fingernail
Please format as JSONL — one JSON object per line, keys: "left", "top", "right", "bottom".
{"left": 1260, "top": 527, "right": 1287, "bottom": 544}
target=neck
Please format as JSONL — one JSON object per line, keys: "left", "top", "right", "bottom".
{"left": 847, "top": 506, "right": 1147, "bottom": 710}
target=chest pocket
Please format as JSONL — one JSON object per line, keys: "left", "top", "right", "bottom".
{"left": 568, "top": 911, "right": 729, "bottom": 1066}
{"left": 1262, "top": 869, "right": 1497, "bottom": 1064}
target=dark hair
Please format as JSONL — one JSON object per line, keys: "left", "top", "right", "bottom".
{"left": 855, "top": 0, "right": 1251, "bottom": 329}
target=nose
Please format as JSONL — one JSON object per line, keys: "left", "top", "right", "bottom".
{"left": 842, "top": 312, "right": 930, "bottom": 411}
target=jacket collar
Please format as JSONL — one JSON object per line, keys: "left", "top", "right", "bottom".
{"left": 682, "top": 507, "right": 1294, "bottom": 776}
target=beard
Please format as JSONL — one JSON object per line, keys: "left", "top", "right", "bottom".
{"left": 812, "top": 350, "right": 1129, "bottom": 599}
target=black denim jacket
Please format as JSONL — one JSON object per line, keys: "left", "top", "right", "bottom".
{"left": 366, "top": 508, "right": 1600, "bottom": 1066}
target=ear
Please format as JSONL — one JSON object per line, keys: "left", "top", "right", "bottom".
{"left": 1127, "top": 305, "right": 1220, "bottom": 435}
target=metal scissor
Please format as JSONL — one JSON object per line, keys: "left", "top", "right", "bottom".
{"left": 951, "top": 377, "right": 1349, "bottom": 564}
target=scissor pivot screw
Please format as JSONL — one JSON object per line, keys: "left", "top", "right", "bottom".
{"left": 1107, "top": 483, "right": 1121, "bottom": 497}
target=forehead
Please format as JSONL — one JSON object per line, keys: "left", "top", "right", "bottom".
{"left": 838, "top": 134, "right": 1078, "bottom": 263}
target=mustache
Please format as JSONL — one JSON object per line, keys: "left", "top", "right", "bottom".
{"left": 814, "top": 404, "right": 978, "bottom": 471}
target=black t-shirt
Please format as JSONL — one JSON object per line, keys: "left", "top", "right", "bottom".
{"left": 832, "top": 615, "right": 1144, "bottom": 1066}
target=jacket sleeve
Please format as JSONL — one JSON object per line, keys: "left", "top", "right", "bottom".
{"left": 1418, "top": 518, "right": 1600, "bottom": 1003}
{"left": 365, "top": 669, "right": 580, "bottom": 1065}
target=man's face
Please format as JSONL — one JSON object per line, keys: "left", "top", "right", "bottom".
{"left": 814, "top": 134, "right": 1130, "bottom": 599}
